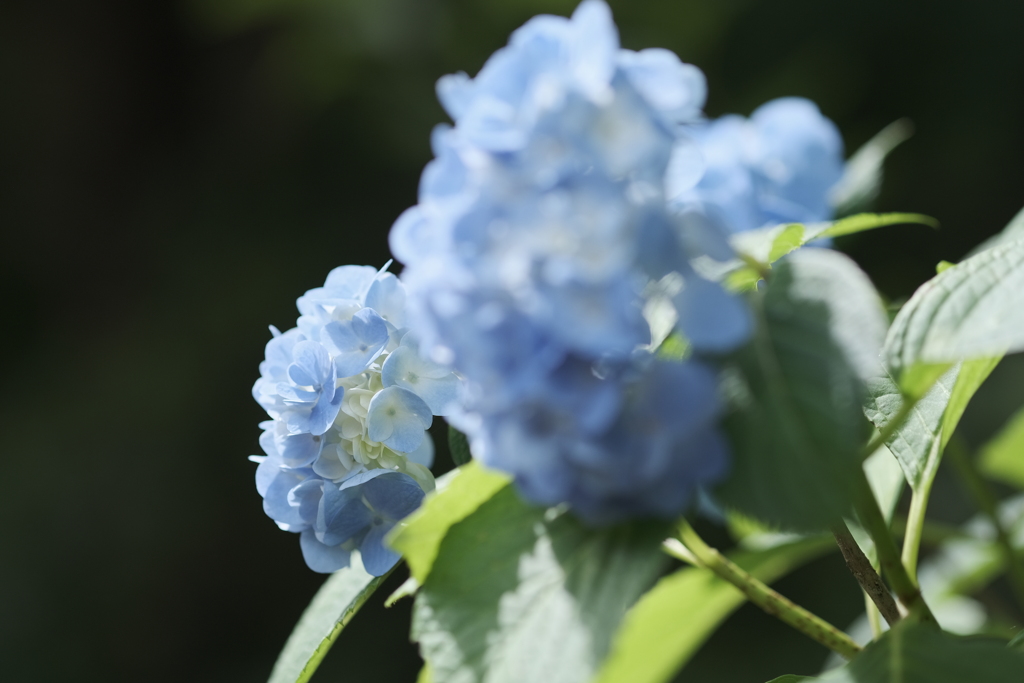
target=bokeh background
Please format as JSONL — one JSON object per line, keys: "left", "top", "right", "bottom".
{"left": 2, "top": 0, "right": 1023, "bottom": 681}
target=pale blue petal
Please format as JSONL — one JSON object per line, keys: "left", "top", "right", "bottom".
{"left": 406, "top": 431, "right": 435, "bottom": 468}
{"left": 263, "top": 469, "right": 313, "bottom": 528}
{"left": 300, "top": 529, "right": 351, "bottom": 574}
{"left": 364, "top": 273, "right": 407, "bottom": 328}
{"left": 362, "top": 472, "right": 425, "bottom": 521}
{"left": 288, "top": 478, "right": 324, "bottom": 525}
{"left": 322, "top": 265, "right": 378, "bottom": 299}
{"left": 321, "top": 308, "right": 389, "bottom": 377}
{"left": 254, "top": 457, "right": 279, "bottom": 497}
{"left": 618, "top": 48, "right": 706, "bottom": 122}
{"left": 381, "top": 345, "right": 461, "bottom": 415}
{"left": 276, "top": 431, "right": 323, "bottom": 468}
{"left": 359, "top": 523, "right": 402, "bottom": 576}
{"left": 366, "top": 387, "right": 433, "bottom": 453}
{"left": 316, "top": 482, "right": 373, "bottom": 546}
{"left": 311, "top": 446, "right": 352, "bottom": 481}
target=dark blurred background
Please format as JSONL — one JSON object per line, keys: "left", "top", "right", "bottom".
{"left": 1, "top": 0, "right": 1022, "bottom": 681}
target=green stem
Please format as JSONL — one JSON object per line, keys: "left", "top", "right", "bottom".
{"left": 853, "top": 472, "right": 936, "bottom": 624}
{"left": 737, "top": 252, "right": 772, "bottom": 281}
{"left": 865, "top": 594, "right": 883, "bottom": 639}
{"left": 678, "top": 521, "right": 862, "bottom": 660}
{"left": 902, "top": 485, "right": 931, "bottom": 580}
{"left": 946, "top": 436, "right": 1024, "bottom": 611}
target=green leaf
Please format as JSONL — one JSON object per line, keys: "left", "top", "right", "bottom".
{"left": 412, "top": 487, "right": 669, "bottom": 683}
{"left": 388, "top": 461, "right": 510, "bottom": 583}
{"left": 384, "top": 576, "right": 419, "bottom": 607}
{"left": 969, "top": 205, "right": 1024, "bottom": 257}
{"left": 267, "top": 555, "right": 392, "bottom": 683}
{"left": 809, "top": 212, "right": 939, "bottom": 241}
{"left": 594, "top": 536, "right": 833, "bottom": 683}
{"left": 718, "top": 249, "right": 888, "bottom": 530}
{"left": 447, "top": 424, "right": 472, "bottom": 466}
{"left": 864, "top": 357, "right": 999, "bottom": 493}
{"left": 831, "top": 118, "right": 914, "bottom": 217}
{"left": 883, "top": 238, "right": 1024, "bottom": 386}
{"left": 1008, "top": 630, "right": 1024, "bottom": 651}
{"left": 979, "top": 406, "right": 1024, "bottom": 490}
{"left": 768, "top": 223, "right": 806, "bottom": 262}
{"left": 810, "top": 622, "right": 1024, "bottom": 682}
{"left": 766, "top": 677, "right": 813, "bottom": 683}
{"left": 724, "top": 213, "right": 936, "bottom": 292}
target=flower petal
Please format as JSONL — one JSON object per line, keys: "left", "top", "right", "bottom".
{"left": 359, "top": 523, "right": 402, "bottom": 576}
{"left": 366, "top": 387, "right": 433, "bottom": 453}
{"left": 300, "top": 529, "right": 351, "bottom": 574}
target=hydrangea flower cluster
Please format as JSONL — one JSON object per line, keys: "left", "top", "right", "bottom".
{"left": 390, "top": 0, "right": 750, "bottom": 524}
{"left": 668, "top": 97, "right": 845, "bottom": 233}
{"left": 251, "top": 265, "right": 460, "bottom": 575}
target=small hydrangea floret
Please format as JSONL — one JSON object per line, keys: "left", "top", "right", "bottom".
{"left": 251, "top": 265, "right": 460, "bottom": 575}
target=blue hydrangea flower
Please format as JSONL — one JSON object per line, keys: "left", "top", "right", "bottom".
{"left": 391, "top": 0, "right": 749, "bottom": 524}
{"left": 316, "top": 469, "right": 426, "bottom": 576}
{"left": 667, "top": 97, "right": 845, "bottom": 233}
{"left": 251, "top": 265, "right": 461, "bottom": 574}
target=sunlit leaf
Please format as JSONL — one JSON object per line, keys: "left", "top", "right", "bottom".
{"left": 412, "top": 487, "right": 669, "bottom": 683}
{"left": 594, "top": 536, "right": 833, "bottom": 683}
{"left": 809, "top": 622, "right": 1024, "bottom": 682}
{"left": 864, "top": 358, "right": 999, "bottom": 492}
{"left": 268, "top": 554, "right": 392, "bottom": 683}
{"left": 719, "top": 249, "right": 887, "bottom": 530}
{"left": 388, "top": 461, "right": 510, "bottom": 583}
{"left": 884, "top": 238, "right": 1024, "bottom": 389}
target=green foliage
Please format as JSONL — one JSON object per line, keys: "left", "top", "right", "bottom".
{"left": 883, "top": 238, "right": 1024, "bottom": 390}
{"left": 768, "top": 224, "right": 806, "bottom": 262}
{"left": 811, "top": 212, "right": 938, "bottom": 240}
{"left": 411, "top": 486, "right": 670, "bottom": 683}
{"left": 766, "top": 677, "right": 813, "bottom": 683}
{"left": 979, "top": 406, "right": 1024, "bottom": 490}
{"left": 447, "top": 425, "right": 472, "bottom": 467}
{"left": 389, "top": 461, "right": 510, "bottom": 583}
{"left": 727, "top": 213, "right": 937, "bottom": 290}
{"left": 267, "top": 556, "right": 392, "bottom": 683}
{"left": 864, "top": 358, "right": 999, "bottom": 492}
{"left": 810, "top": 622, "right": 1024, "bottom": 682}
{"left": 718, "top": 249, "right": 887, "bottom": 530}
{"left": 595, "top": 536, "right": 834, "bottom": 683}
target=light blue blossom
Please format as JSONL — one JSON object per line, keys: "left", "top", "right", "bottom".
{"left": 366, "top": 387, "right": 433, "bottom": 453}
{"left": 391, "top": 0, "right": 748, "bottom": 523}
{"left": 381, "top": 334, "right": 461, "bottom": 415}
{"left": 251, "top": 265, "right": 459, "bottom": 574}
{"left": 321, "top": 308, "right": 390, "bottom": 377}
{"left": 315, "top": 469, "right": 426, "bottom": 576}
{"left": 668, "top": 97, "right": 845, "bottom": 233}
{"left": 258, "top": 337, "right": 344, "bottom": 437}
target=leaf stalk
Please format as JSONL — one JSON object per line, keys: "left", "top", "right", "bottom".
{"left": 852, "top": 472, "right": 936, "bottom": 624}
{"left": 677, "top": 521, "right": 862, "bottom": 660}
